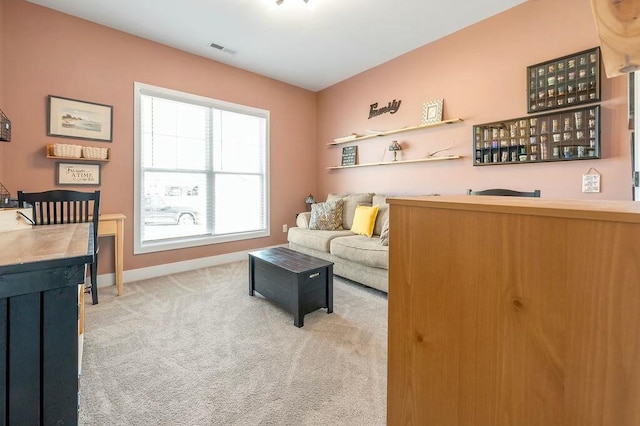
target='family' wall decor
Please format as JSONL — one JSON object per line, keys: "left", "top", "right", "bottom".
{"left": 368, "top": 99, "right": 401, "bottom": 119}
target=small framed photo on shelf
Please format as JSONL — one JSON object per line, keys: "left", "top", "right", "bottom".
{"left": 422, "top": 99, "right": 444, "bottom": 125}
{"left": 48, "top": 95, "right": 113, "bottom": 142}
{"left": 56, "top": 162, "right": 101, "bottom": 186}
{"left": 341, "top": 146, "right": 357, "bottom": 166}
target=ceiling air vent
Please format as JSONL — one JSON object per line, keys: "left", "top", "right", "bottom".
{"left": 209, "top": 42, "right": 237, "bottom": 55}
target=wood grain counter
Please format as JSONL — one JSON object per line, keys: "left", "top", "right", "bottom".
{"left": 0, "top": 222, "right": 93, "bottom": 425}
{"left": 0, "top": 222, "right": 93, "bottom": 277}
{"left": 387, "top": 195, "right": 640, "bottom": 426}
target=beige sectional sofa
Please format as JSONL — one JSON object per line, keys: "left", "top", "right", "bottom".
{"left": 287, "top": 193, "right": 389, "bottom": 293}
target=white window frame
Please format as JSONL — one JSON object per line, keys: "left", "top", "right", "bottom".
{"left": 133, "top": 82, "right": 270, "bottom": 254}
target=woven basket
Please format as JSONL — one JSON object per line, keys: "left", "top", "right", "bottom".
{"left": 82, "top": 146, "right": 108, "bottom": 160}
{"left": 54, "top": 143, "right": 82, "bottom": 158}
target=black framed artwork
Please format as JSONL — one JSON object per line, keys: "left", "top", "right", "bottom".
{"left": 47, "top": 95, "right": 113, "bottom": 142}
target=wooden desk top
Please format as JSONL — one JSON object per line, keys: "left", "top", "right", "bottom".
{"left": 99, "top": 213, "right": 126, "bottom": 221}
{"left": 0, "top": 223, "right": 93, "bottom": 274}
{"left": 388, "top": 195, "right": 640, "bottom": 224}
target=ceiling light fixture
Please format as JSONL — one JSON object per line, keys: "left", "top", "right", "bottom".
{"left": 276, "top": 0, "right": 309, "bottom": 5}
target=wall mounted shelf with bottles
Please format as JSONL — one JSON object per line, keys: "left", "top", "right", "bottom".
{"left": 473, "top": 105, "right": 600, "bottom": 166}
{"left": 527, "top": 47, "right": 601, "bottom": 114}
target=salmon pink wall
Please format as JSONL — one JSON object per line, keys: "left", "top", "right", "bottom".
{"left": 316, "top": 0, "right": 631, "bottom": 201}
{"left": 1, "top": 0, "right": 317, "bottom": 273}
{"left": 1, "top": 0, "right": 634, "bottom": 278}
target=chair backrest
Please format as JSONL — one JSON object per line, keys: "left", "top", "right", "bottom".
{"left": 17, "top": 190, "right": 101, "bottom": 248}
{"left": 467, "top": 188, "right": 541, "bottom": 197}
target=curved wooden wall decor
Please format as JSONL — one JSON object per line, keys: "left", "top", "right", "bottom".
{"left": 590, "top": 0, "right": 640, "bottom": 77}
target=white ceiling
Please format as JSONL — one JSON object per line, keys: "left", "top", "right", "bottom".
{"left": 26, "top": 0, "right": 526, "bottom": 92}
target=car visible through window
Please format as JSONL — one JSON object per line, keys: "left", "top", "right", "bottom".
{"left": 144, "top": 196, "right": 199, "bottom": 225}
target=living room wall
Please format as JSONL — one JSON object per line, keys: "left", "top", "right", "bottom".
{"left": 1, "top": 0, "right": 634, "bottom": 279}
{"left": 316, "top": 0, "right": 631, "bottom": 201}
{"left": 1, "top": 0, "right": 317, "bottom": 273}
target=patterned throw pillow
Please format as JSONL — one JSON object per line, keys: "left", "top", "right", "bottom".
{"left": 379, "top": 217, "right": 389, "bottom": 246}
{"left": 327, "top": 193, "right": 374, "bottom": 230}
{"left": 309, "top": 199, "right": 344, "bottom": 230}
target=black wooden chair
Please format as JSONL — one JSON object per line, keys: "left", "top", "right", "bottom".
{"left": 467, "top": 188, "right": 541, "bottom": 197}
{"left": 17, "top": 190, "right": 101, "bottom": 304}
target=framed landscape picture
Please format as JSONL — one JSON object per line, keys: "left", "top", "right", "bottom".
{"left": 48, "top": 95, "right": 113, "bottom": 142}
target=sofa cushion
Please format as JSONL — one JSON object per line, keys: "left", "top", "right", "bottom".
{"left": 309, "top": 199, "right": 343, "bottom": 230}
{"left": 330, "top": 235, "right": 388, "bottom": 269}
{"left": 327, "top": 193, "right": 374, "bottom": 230}
{"left": 380, "top": 218, "right": 389, "bottom": 246}
{"left": 351, "top": 205, "right": 379, "bottom": 237}
{"left": 296, "top": 212, "right": 311, "bottom": 228}
{"left": 372, "top": 194, "right": 388, "bottom": 206}
{"left": 373, "top": 204, "right": 389, "bottom": 236}
{"left": 287, "top": 227, "right": 353, "bottom": 253}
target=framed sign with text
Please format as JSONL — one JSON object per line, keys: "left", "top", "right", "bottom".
{"left": 341, "top": 146, "right": 357, "bottom": 166}
{"left": 56, "top": 162, "right": 101, "bottom": 186}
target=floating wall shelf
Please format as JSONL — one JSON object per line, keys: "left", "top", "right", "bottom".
{"left": 45, "top": 144, "right": 110, "bottom": 162}
{"left": 329, "top": 118, "right": 463, "bottom": 145}
{"left": 327, "top": 155, "right": 461, "bottom": 170}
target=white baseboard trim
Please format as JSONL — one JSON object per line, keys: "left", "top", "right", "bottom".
{"left": 96, "top": 243, "right": 287, "bottom": 287}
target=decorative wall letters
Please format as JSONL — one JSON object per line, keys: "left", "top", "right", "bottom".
{"left": 368, "top": 99, "right": 401, "bottom": 119}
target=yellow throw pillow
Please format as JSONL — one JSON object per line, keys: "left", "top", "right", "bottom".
{"left": 350, "top": 205, "right": 379, "bottom": 237}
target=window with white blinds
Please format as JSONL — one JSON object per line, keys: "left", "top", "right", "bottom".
{"left": 133, "top": 82, "right": 269, "bottom": 254}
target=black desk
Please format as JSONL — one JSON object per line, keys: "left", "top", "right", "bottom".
{"left": 0, "top": 223, "right": 93, "bottom": 425}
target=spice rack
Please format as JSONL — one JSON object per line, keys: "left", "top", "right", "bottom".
{"left": 473, "top": 105, "right": 600, "bottom": 166}
{"left": 527, "top": 47, "right": 601, "bottom": 113}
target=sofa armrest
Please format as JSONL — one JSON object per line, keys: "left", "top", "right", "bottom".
{"left": 296, "top": 212, "right": 311, "bottom": 229}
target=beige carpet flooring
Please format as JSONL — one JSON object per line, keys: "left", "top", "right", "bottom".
{"left": 79, "top": 260, "right": 388, "bottom": 425}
